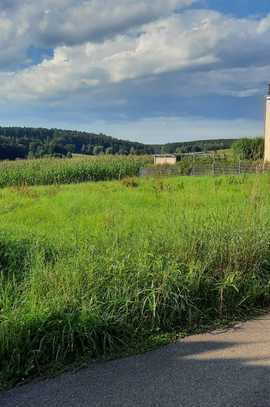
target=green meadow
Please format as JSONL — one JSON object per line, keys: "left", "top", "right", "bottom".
{"left": 1, "top": 174, "right": 270, "bottom": 388}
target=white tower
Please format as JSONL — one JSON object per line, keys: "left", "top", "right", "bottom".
{"left": 264, "top": 84, "right": 270, "bottom": 162}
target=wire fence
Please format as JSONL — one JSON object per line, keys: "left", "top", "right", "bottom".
{"left": 140, "top": 161, "right": 270, "bottom": 178}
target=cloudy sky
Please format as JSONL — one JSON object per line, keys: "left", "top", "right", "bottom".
{"left": 0, "top": 0, "right": 269, "bottom": 143}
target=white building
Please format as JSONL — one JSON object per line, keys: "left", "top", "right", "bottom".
{"left": 153, "top": 154, "right": 177, "bottom": 165}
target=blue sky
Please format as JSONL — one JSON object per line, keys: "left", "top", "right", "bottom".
{"left": 0, "top": 0, "right": 269, "bottom": 143}
{"left": 200, "top": 1, "right": 270, "bottom": 17}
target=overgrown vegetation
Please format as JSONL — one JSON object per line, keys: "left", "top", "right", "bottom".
{"left": 232, "top": 137, "right": 264, "bottom": 160}
{"left": 1, "top": 174, "right": 270, "bottom": 388}
{"left": 0, "top": 155, "right": 151, "bottom": 188}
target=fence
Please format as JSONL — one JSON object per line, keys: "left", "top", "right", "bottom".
{"left": 140, "top": 162, "right": 270, "bottom": 178}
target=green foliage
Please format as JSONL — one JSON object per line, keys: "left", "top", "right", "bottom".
{"left": 0, "top": 126, "right": 237, "bottom": 160}
{"left": 158, "top": 138, "right": 235, "bottom": 154}
{"left": 232, "top": 138, "right": 264, "bottom": 160}
{"left": 0, "top": 156, "right": 152, "bottom": 188}
{"left": 93, "top": 145, "right": 104, "bottom": 155}
{"left": 0, "top": 127, "right": 154, "bottom": 160}
{"left": 1, "top": 174, "right": 270, "bottom": 387}
{"left": 121, "top": 177, "right": 140, "bottom": 188}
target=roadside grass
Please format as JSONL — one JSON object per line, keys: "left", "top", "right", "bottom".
{"left": 1, "top": 174, "right": 270, "bottom": 388}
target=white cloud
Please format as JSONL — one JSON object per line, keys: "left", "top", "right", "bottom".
{"left": 2, "top": 8, "right": 270, "bottom": 102}
{"left": 0, "top": 0, "right": 195, "bottom": 67}
{"left": 0, "top": 4, "right": 33, "bottom": 67}
{"left": 258, "top": 15, "right": 270, "bottom": 34}
{"left": 38, "top": 0, "right": 195, "bottom": 45}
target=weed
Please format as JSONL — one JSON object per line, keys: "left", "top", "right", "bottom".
{"left": 1, "top": 174, "right": 270, "bottom": 388}
{"left": 121, "top": 177, "right": 140, "bottom": 188}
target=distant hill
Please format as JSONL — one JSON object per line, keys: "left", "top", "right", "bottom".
{"left": 0, "top": 126, "right": 236, "bottom": 160}
{"left": 151, "top": 139, "right": 236, "bottom": 154}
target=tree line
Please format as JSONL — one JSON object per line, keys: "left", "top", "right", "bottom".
{"left": 0, "top": 126, "right": 239, "bottom": 160}
{"left": 159, "top": 138, "right": 235, "bottom": 154}
{"left": 0, "top": 127, "right": 153, "bottom": 159}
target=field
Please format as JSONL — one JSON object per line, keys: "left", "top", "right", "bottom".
{"left": 1, "top": 173, "right": 270, "bottom": 388}
{"left": 0, "top": 155, "right": 152, "bottom": 188}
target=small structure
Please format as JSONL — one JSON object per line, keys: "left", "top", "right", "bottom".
{"left": 154, "top": 154, "right": 177, "bottom": 165}
{"left": 264, "top": 84, "right": 270, "bottom": 162}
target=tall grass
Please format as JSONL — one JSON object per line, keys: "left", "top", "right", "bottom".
{"left": 0, "top": 155, "right": 151, "bottom": 188}
{"left": 1, "top": 174, "right": 270, "bottom": 388}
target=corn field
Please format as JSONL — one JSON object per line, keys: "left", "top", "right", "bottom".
{"left": 0, "top": 155, "right": 152, "bottom": 188}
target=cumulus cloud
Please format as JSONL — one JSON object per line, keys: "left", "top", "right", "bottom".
{"left": 0, "top": 3, "right": 34, "bottom": 67}
{"left": 0, "top": 0, "right": 195, "bottom": 67}
{"left": 2, "top": 8, "right": 270, "bottom": 102}
{"left": 38, "top": 0, "right": 195, "bottom": 45}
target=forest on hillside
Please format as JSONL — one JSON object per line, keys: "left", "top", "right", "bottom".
{"left": 0, "top": 126, "right": 235, "bottom": 160}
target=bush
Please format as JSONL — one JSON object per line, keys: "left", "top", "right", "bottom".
{"left": 232, "top": 138, "right": 264, "bottom": 160}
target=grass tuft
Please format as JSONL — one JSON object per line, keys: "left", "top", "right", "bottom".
{"left": 1, "top": 174, "right": 270, "bottom": 388}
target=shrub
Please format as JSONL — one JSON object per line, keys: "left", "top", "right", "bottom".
{"left": 232, "top": 138, "right": 264, "bottom": 160}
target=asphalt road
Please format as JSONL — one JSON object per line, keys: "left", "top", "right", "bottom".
{"left": 1, "top": 315, "right": 270, "bottom": 407}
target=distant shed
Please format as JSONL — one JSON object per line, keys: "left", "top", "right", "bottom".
{"left": 153, "top": 154, "right": 177, "bottom": 165}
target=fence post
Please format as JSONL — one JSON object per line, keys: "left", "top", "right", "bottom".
{"left": 212, "top": 162, "right": 215, "bottom": 176}
{"left": 238, "top": 160, "right": 241, "bottom": 174}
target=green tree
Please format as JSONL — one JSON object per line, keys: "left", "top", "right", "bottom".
{"left": 65, "top": 144, "right": 76, "bottom": 153}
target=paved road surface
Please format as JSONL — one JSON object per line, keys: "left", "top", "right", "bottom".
{"left": 1, "top": 315, "right": 270, "bottom": 407}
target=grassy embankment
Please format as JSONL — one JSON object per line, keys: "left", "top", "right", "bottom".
{"left": 1, "top": 173, "right": 270, "bottom": 388}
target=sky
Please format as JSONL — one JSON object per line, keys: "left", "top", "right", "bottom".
{"left": 0, "top": 0, "right": 269, "bottom": 143}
